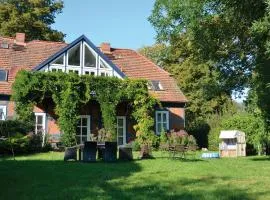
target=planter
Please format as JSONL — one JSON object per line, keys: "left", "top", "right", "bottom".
{"left": 64, "top": 147, "right": 77, "bottom": 161}
{"left": 119, "top": 147, "right": 133, "bottom": 161}
{"left": 83, "top": 141, "right": 97, "bottom": 162}
{"left": 104, "top": 142, "right": 117, "bottom": 162}
{"left": 139, "top": 144, "right": 153, "bottom": 159}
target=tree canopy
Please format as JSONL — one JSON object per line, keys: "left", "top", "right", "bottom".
{"left": 149, "top": 0, "right": 270, "bottom": 126}
{"left": 0, "top": 0, "right": 65, "bottom": 41}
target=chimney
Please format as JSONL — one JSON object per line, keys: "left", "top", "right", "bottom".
{"left": 100, "top": 42, "right": 111, "bottom": 53}
{"left": 14, "top": 33, "right": 26, "bottom": 46}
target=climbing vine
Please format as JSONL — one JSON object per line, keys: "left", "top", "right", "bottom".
{"left": 12, "top": 70, "right": 159, "bottom": 147}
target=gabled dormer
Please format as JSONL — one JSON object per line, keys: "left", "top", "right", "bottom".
{"left": 34, "top": 35, "right": 126, "bottom": 78}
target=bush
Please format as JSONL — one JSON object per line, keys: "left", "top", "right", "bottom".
{"left": 131, "top": 140, "right": 141, "bottom": 151}
{"left": 0, "top": 133, "right": 51, "bottom": 155}
{"left": 0, "top": 120, "right": 33, "bottom": 137}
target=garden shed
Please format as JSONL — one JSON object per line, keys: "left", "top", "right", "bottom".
{"left": 219, "top": 130, "right": 246, "bottom": 157}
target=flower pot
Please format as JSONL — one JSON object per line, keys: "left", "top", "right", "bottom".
{"left": 104, "top": 142, "right": 117, "bottom": 162}
{"left": 64, "top": 147, "right": 77, "bottom": 161}
{"left": 119, "top": 147, "right": 133, "bottom": 161}
{"left": 83, "top": 141, "right": 97, "bottom": 162}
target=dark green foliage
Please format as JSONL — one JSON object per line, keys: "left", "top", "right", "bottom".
{"left": 149, "top": 0, "right": 270, "bottom": 126}
{"left": 0, "top": 133, "right": 50, "bottom": 154}
{"left": 0, "top": 0, "right": 65, "bottom": 41}
{"left": 12, "top": 71, "right": 158, "bottom": 147}
{"left": 0, "top": 119, "right": 33, "bottom": 137}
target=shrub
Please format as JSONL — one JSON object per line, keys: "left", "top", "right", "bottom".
{"left": 0, "top": 120, "right": 33, "bottom": 137}
{"left": 131, "top": 140, "right": 141, "bottom": 151}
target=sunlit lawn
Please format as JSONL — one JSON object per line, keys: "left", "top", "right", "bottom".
{"left": 0, "top": 151, "right": 269, "bottom": 200}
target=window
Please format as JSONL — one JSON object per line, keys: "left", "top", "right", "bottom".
{"left": 35, "top": 113, "right": 46, "bottom": 135}
{"left": 84, "top": 45, "right": 96, "bottom": 67}
{"left": 155, "top": 111, "right": 169, "bottom": 135}
{"left": 83, "top": 70, "right": 95, "bottom": 76}
{"left": 99, "top": 59, "right": 108, "bottom": 69}
{"left": 68, "top": 44, "right": 81, "bottom": 66}
{"left": 68, "top": 69, "right": 79, "bottom": 74}
{"left": 117, "top": 116, "right": 126, "bottom": 145}
{"left": 0, "top": 105, "right": 7, "bottom": 120}
{"left": 76, "top": 115, "right": 90, "bottom": 144}
{"left": 148, "top": 80, "right": 163, "bottom": 91}
{"left": 0, "top": 70, "right": 8, "bottom": 81}
{"left": 51, "top": 55, "right": 64, "bottom": 65}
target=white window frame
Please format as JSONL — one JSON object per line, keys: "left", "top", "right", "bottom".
{"left": 67, "top": 42, "right": 82, "bottom": 67}
{"left": 155, "top": 111, "right": 169, "bottom": 135}
{"left": 117, "top": 116, "right": 126, "bottom": 146}
{"left": 0, "top": 105, "right": 7, "bottom": 120}
{"left": 83, "top": 43, "right": 98, "bottom": 68}
{"left": 34, "top": 113, "right": 46, "bottom": 135}
{"left": 50, "top": 66, "right": 64, "bottom": 73}
{"left": 83, "top": 69, "right": 97, "bottom": 76}
{"left": 98, "top": 57, "right": 113, "bottom": 77}
{"left": 76, "top": 115, "right": 91, "bottom": 144}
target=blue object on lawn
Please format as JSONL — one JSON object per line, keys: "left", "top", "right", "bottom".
{"left": 201, "top": 152, "right": 220, "bottom": 158}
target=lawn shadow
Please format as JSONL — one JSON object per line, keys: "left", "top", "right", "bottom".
{"left": 0, "top": 159, "right": 141, "bottom": 200}
{"left": 250, "top": 156, "right": 270, "bottom": 161}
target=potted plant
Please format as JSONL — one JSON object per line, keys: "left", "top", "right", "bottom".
{"left": 82, "top": 134, "right": 97, "bottom": 162}
{"left": 119, "top": 141, "right": 133, "bottom": 161}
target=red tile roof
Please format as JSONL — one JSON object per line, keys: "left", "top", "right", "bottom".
{"left": 0, "top": 36, "right": 67, "bottom": 94}
{"left": 0, "top": 35, "right": 187, "bottom": 103}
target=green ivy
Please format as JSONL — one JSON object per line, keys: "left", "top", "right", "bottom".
{"left": 12, "top": 70, "right": 158, "bottom": 147}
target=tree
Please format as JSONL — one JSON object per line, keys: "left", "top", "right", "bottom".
{"left": 149, "top": 0, "right": 270, "bottom": 126}
{"left": 0, "top": 0, "right": 65, "bottom": 41}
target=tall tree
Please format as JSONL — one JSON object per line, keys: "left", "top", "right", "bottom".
{"left": 0, "top": 0, "right": 65, "bottom": 41}
{"left": 149, "top": 0, "right": 270, "bottom": 125}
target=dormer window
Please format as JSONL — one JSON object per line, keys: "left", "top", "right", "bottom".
{"left": 148, "top": 80, "right": 164, "bottom": 91}
{"left": 68, "top": 44, "right": 81, "bottom": 66}
{"left": 0, "top": 70, "right": 8, "bottom": 81}
{"left": 84, "top": 45, "right": 96, "bottom": 67}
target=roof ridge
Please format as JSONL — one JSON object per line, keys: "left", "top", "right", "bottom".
{"left": 29, "top": 40, "right": 67, "bottom": 45}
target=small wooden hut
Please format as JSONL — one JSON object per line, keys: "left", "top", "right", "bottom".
{"left": 219, "top": 130, "right": 246, "bottom": 157}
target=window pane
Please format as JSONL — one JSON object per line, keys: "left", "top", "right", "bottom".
{"left": 37, "top": 116, "right": 43, "bottom": 124}
{"left": 52, "top": 55, "right": 64, "bottom": 65}
{"left": 91, "top": 72, "right": 95, "bottom": 76}
{"left": 0, "top": 70, "right": 7, "bottom": 81}
{"left": 82, "top": 118, "right": 87, "bottom": 126}
{"left": 85, "top": 71, "right": 90, "bottom": 75}
{"left": 76, "top": 127, "right": 80, "bottom": 135}
{"left": 118, "top": 137, "right": 123, "bottom": 145}
{"left": 76, "top": 136, "right": 81, "bottom": 144}
{"left": 68, "top": 44, "right": 80, "bottom": 66}
{"left": 118, "top": 119, "right": 123, "bottom": 127}
{"left": 82, "top": 136, "right": 87, "bottom": 143}
{"left": 84, "top": 45, "right": 96, "bottom": 67}
{"left": 157, "top": 113, "right": 161, "bottom": 122}
{"left": 74, "top": 70, "right": 79, "bottom": 75}
{"left": 163, "top": 113, "right": 167, "bottom": 121}
{"left": 57, "top": 69, "right": 62, "bottom": 72}
{"left": 162, "top": 123, "right": 167, "bottom": 130}
{"left": 100, "top": 59, "right": 108, "bottom": 68}
{"left": 52, "top": 68, "right": 57, "bottom": 72}
{"left": 101, "top": 72, "right": 105, "bottom": 76}
{"left": 82, "top": 127, "right": 87, "bottom": 135}
{"left": 157, "top": 123, "right": 162, "bottom": 133}
{"left": 118, "top": 128, "right": 123, "bottom": 136}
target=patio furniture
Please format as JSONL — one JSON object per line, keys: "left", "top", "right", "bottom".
{"left": 64, "top": 146, "right": 77, "bottom": 161}
{"left": 119, "top": 146, "right": 133, "bottom": 161}
{"left": 104, "top": 142, "right": 117, "bottom": 162}
{"left": 169, "top": 145, "right": 187, "bottom": 158}
{"left": 82, "top": 141, "right": 97, "bottom": 162}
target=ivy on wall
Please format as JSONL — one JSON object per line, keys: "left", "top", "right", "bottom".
{"left": 12, "top": 71, "right": 158, "bottom": 147}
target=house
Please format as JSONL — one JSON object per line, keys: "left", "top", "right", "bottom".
{"left": 0, "top": 33, "right": 187, "bottom": 145}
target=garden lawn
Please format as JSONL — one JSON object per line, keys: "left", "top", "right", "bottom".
{"left": 0, "top": 152, "right": 269, "bottom": 200}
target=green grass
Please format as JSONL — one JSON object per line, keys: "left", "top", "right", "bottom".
{"left": 0, "top": 151, "right": 270, "bottom": 200}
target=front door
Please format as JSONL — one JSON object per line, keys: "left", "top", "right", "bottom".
{"left": 117, "top": 116, "right": 126, "bottom": 146}
{"left": 76, "top": 115, "right": 91, "bottom": 144}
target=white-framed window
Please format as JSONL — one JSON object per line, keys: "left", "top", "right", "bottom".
{"left": 84, "top": 43, "right": 97, "bottom": 68}
{"left": 67, "top": 43, "right": 82, "bottom": 67}
{"left": 76, "top": 115, "right": 91, "bottom": 144}
{"left": 155, "top": 111, "right": 169, "bottom": 135}
{"left": 51, "top": 54, "right": 65, "bottom": 66}
{"left": 35, "top": 113, "right": 46, "bottom": 135}
{"left": 83, "top": 69, "right": 96, "bottom": 76}
{"left": 67, "top": 68, "right": 80, "bottom": 75}
{"left": 117, "top": 116, "right": 126, "bottom": 146}
{"left": 0, "top": 105, "right": 7, "bottom": 120}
